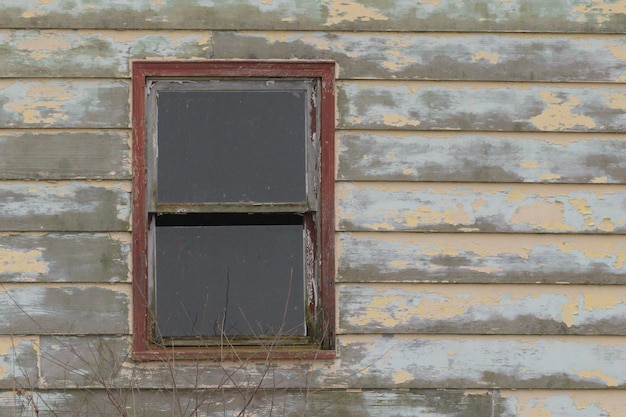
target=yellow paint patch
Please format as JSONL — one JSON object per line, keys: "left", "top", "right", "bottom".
{"left": 598, "top": 218, "right": 615, "bottom": 232}
{"left": 509, "top": 201, "right": 576, "bottom": 232}
{"left": 515, "top": 400, "right": 553, "bottom": 417}
{"left": 583, "top": 292, "right": 622, "bottom": 311}
{"left": 300, "top": 35, "right": 335, "bottom": 51}
{"left": 0, "top": 248, "right": 48, "bottom": 276}
{"left": 531, "top": 91, "right": 596, "bottom": 131}
{"left": 603, "top": 92, "right": 626, "bottom": 110}
{"left": 382, "top": 114, "right": 421, "bottom": 127}
{"left": 578, "top": 370, "right": 619, "bottom": 387}
{"left": 261, "top": 0, "right": 273, "bottom": 4}
{"left": 538, "top": 173, "right": 561, "bottom": 181}
{"left": 472, "top": 51, "right": 500, "bottom": 64}
{"left": 403, "top": 203, "right": 470, "bottom": 227}
{"left": 393, "top": 370, "right": 413, "bottom": 384}
{"left": 324, "top": 0, "right": 389, "bottom": 26}
{"left": 609, "top": 44, "right": 626, "bottom": 60}
{"left": 591, "top": 176, "right": 609, "bottom": 184}
{"left": 520, "top": 161, "right": 540, "bottom": 169}
{"left": 572, "top": 0, "right": 626, "bottom": 23}
{"left": 571, "top": 198, "right": 592, "bottom": 215}
{"left": 21, "top": 9, "right": 45, "bottom": 18}
{"left": 560, "top": 294, "right": 580, "bottom": 327}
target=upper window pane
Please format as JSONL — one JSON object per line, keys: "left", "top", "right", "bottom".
{"left": 155, "top": 82, "right": 308, "bottom": 204}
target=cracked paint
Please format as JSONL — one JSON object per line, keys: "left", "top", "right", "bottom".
{"left": 0, "top": 247, "right": 48, "bottom": 276}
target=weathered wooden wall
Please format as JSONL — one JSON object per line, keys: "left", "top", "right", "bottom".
{"left": 0, "top": 1, "right": 625, "bottom": 416}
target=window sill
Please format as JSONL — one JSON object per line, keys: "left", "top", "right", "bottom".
{"left": 133, "top": 345, "right": 337, "bottom": 362}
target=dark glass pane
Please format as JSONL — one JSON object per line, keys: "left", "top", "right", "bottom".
{"left": 155, "top": 225, "right": 305, "bottom": 338}
{"left": 157, "top": 90, "right": 307, "bottom": 203}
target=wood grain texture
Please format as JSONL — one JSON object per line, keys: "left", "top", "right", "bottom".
{"left": 37, "top": 335, "right": 626, "bottom": 390}
{"left": 338, "top": 284, "right": 626, "bottom": 335}
{"left": 0, "top": 285, "right": 130, "bottom": 335}
{"left": 0, "top": 130, "right": 130, "bottom": 179}
{"left": 0, "top": 233, "right": 130, "bottom": 283}
{"left": 0, "top": 337, "right": 38, "bottom": 389}
{"left": 337, "top": 232, "right": 626, "bottom": 284}
{"left": 0, "top": 30, "right": 212, "bottom": 78}
{"left": 214, "top": 32, "right": 626, "bottom": 82}
{"left": 1, "top": 0, "right": 625, "bottom": 32}
{"left": 337, "top": 132, "right": 626, "bottom": 184}
{"left": 0, "top": 80, "right": 129, "bottom": 128}
{"left": 337, "top": 182, "right": 626, "bottom": 233}
{"left": 0, "top": 389, "right": 495, "bottom": 417}
{"left": 498, "top": 390, "right": 626, "bottom": 417}
{"left": 338, "top": 82, "right": 626, "bottom": 132}
{"left": 0, "top": 182, "right": 130, "bottom": 232}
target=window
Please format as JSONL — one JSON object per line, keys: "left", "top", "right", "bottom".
{"left": 132, "top": 61, "right": 335, "bottom": 360}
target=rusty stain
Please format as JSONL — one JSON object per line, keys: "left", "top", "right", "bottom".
{"left": 324, "top": 0, "right": 389, "bottom": 26}
{"left": 531, "top": 91, "right": 596, "bottom": 130}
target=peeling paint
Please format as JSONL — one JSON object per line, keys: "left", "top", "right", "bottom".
{"left": 324, "top": 0, "right": 389, "bottom": 26}
{"left": 0, "top": 247, "right": 48, "bottom": 276}
{"left": 531, "top": 91, "right": 596, "bottom": 131}
{"left": 472, "top": 51, "right": 500, "bottom": 64}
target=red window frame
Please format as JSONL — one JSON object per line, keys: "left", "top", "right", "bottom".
{"left": 131, "top": 60, "right": 336, "bottom": 361}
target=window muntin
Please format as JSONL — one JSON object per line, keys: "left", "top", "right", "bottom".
{"left": 132, "top": 61, "right": 335, "bottom": 359}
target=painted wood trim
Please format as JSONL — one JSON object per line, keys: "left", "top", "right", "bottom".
{"left": 0, "top": 80, "right": 129, "bottom": 128}
{"left": 337, "top": 132, "right": 626, "bottom": 184}
{"left": 214, "top": 32, "right": 626, "bottom": 82}
{"left": 337, "top": 182, "right": 626, "bottom": 233}
{"left": 0, "top": 233, "right": 130, "bottom": 283}
{"left": 338, "top": 82, "right": 626, "bottom": 132}
{"left": 0, "top": 284, "right": 130, "bottom": 335}
{"left": 338, "top": 284, "right": 626, "bottom": 335}
{"left": 0, "top": 181, "right": 130, "bottom": 232}
{"left": 0, "top": 130, "right": 130, "bottom": 180}
{"left": 336, "top": 232, "right": 626, "bottom": 284}
{"left": 1, "top": 0, "right": 625, "bottom": 33}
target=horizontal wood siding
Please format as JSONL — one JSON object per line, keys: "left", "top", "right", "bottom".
{"left": 1, "top": 0, "right": 625, "bottom": 32}
{"left": 0, "top": 1, "right": 625, "bottom": 415}
{"left": 337, "top": 233, "right": 626, "bottom": 284}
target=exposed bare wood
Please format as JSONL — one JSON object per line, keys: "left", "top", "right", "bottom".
{"left": 338, "top": 284, "right": 626, "bottom": 335}
{"left": 337, "top": 132, "right": 626, "bottom": 184}
{"left": 337, "top": 182, "right": 626, "bottom": 233}
{"left": 1, "top": 0, "right": 625, "bottom": 32}
{"left": 338, "top": 81, "right": 626, "bottom": 132}
{"left": 214, "top": 32, "right": 626, "bottom": 82}
{"left": 0, "top": 181, "right": 130, "bottom": 232}
{"left": 0, "top": 233, "right": 130, "bottom": 283}
{"left": 336, "top": 232, "right": 626, "bottom": 284}
{"left": 0, "top": 130, "right": 130, "bottom": 179}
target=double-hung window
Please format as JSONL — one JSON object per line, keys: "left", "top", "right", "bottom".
{"left": 132, "top": 61, "right": 335, "bottom": 360}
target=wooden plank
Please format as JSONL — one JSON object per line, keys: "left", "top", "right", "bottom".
{"left": 0, "top": 30, "right": 212, "bottom": 78}
{"left": 0, "top": 181, "right": 130, "bottom": 232}
{"left": 0, "top": 337, "right": 39, "bottom": 390}
{"left": 0, "top": 80, "right": 128, "bottom": 128}
{"left": 338, "top": 82, "right": 626, "bottom": 132}
{"left": 0, "top": 233, "right": 130, "bottom": 283}
{"left": 337, "top": 232, "right": 626, "bottom": 284}
{"left": 0, "top": 284, "right": 130, "bottom": 335}
{"left": 337, "top": 182, "right": 626, "bottom": 233}
{"left": 498, "top": 390, "right": 626, "bottom": 417}
{"left": 215, "top": 32, "right": 626, "bottom": 82}
{"left": 0, "top": 130, "right": 130, "bottom": 179}
{"left": 338, "top": 284, "right": 626, "bottom": 335}
{"left": 1, "top": 0, "right": 625, "bottom": 32}
{"left": 338, "top": 132, "right": 626, "bottom": 184}
{"left": 38, "top": 335, "right": 626, "bottom": 390}
{"left": 328, "top": 335, "right": 626, "bottom": 389}
{"left": 0, "top": 388, "right": 495, "bottom": 417}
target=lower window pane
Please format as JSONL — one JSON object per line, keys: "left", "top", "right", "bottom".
{"left": 155, "top": 225, "right": 305, "bottom": 340}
